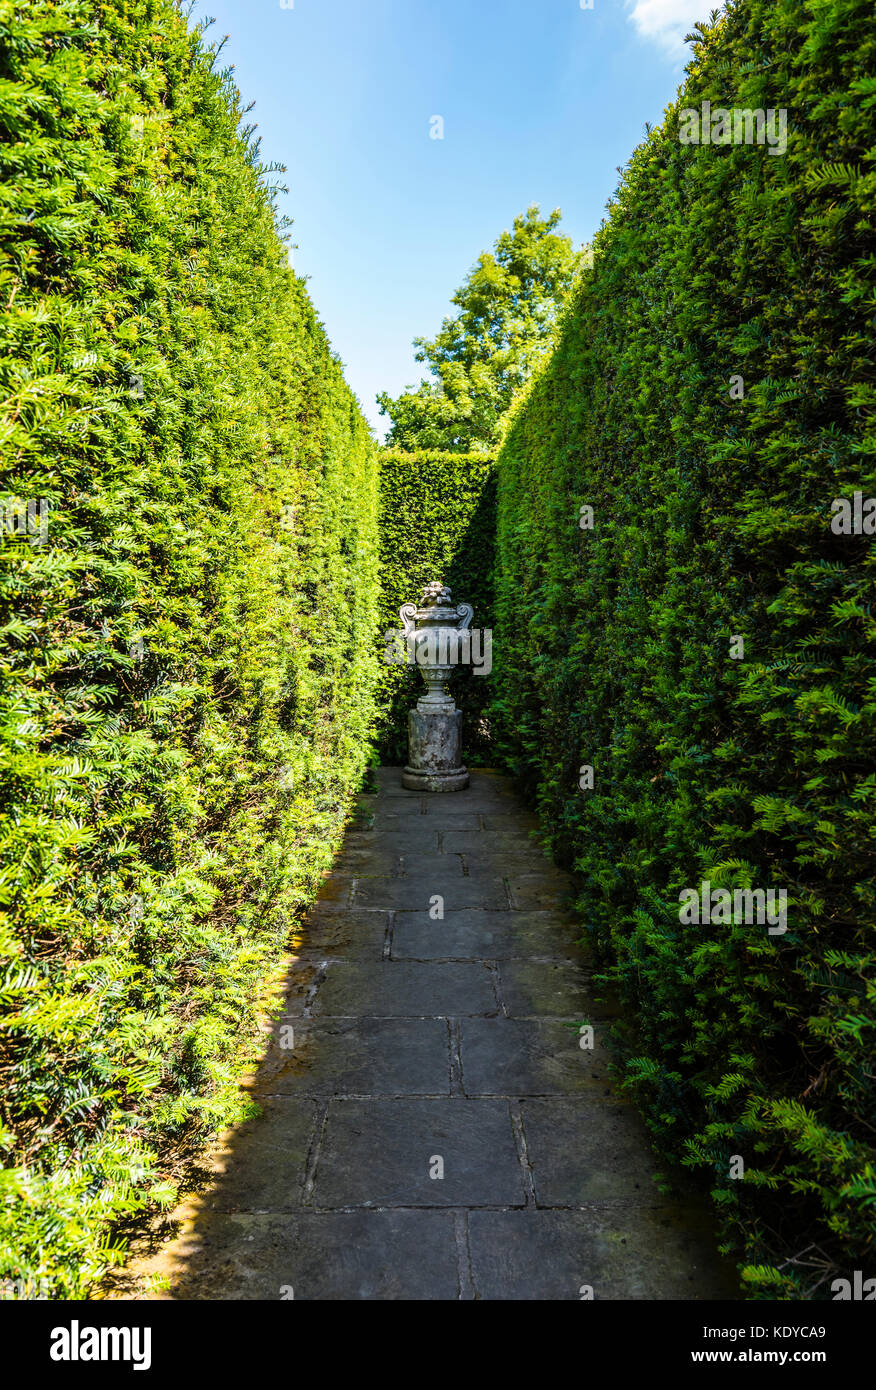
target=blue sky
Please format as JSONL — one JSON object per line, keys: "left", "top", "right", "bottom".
{"left": 193, "top": 0, "right": 719, "bottom": 436}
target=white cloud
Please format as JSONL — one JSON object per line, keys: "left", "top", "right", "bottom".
{"left": 626, "top": 0, "right": 723, "bottom": 60}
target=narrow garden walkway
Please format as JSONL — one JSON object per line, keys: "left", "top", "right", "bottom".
{"left": 116, "top": 768, "right": 735, "bottom": 1300}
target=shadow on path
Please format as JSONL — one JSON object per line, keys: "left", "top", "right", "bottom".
{"left": 108, "top": 769, "right": 738, "bottom": 1301}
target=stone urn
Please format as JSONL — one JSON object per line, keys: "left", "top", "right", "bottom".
{"left": 400, "top": 581, "right": 471, "bottom": 792}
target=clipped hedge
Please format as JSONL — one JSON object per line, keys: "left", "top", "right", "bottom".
{"left": 0, "top": 0, "right": 379, "bottom": 1295}
{"left": 493, "top": 0, "right": 875, "bottom": 1297}
{"left": 376, "top": 450, "right": 496, "bottom": 763}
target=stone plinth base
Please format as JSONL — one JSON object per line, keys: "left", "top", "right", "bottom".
{"left": 401, "top": 766, "right": 469, "bottom": 792}
{"left": 402, "top": 706, "right": 469, "bottom": 792}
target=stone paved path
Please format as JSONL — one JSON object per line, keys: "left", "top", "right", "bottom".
{"left": 116, "top": 768, "right": 735, "bottom": 1300}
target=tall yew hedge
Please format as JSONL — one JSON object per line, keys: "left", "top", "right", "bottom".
{"left": 0, "top": 0, "right": 379, "bottom": 1294}
{"left": 493, "top": 0, "right": 875, "bottom": 1296}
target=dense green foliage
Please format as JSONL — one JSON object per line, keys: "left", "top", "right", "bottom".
{"left": 0, "top": 0, "right": 379, "bottom": 1295}
{"left": 377, "top": 207, "right": 582, "bottom": 452}
{"left": 492, "top": 0, "right": 876, "bottom": 1297}
{"left": 376, "top": 451, "right": 495, "bottom": 763}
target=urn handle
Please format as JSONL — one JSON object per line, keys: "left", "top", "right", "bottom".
{"left": 456, "top": 603, "right": 473, "bottom": 631}
{"left": 399, "top": 602, "right": 417, "bottom": 638}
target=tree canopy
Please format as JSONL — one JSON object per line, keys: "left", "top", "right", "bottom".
{"left": 377, "top": 206, "right": 583, "bottom": 451}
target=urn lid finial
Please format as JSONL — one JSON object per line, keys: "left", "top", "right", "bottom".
{"left": 421, "top": 580, "right": 452, "bottom": 607}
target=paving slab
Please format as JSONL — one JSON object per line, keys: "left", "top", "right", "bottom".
{"left": 467, "top": 1208, "right": 737, "bottom": 1300}
{"left": 390, "top": 910, "right": 588, "bottom": 962}
{"left": 368, "top": 778, "right": 423, "bottom": 799}
{"left": 442, "top": 829, "right": 543, "bottom": 854}
{"left": 310, "top": 876, "right": 355, "bottom": 910}
{"left": 343, "top": 829, "right": 441, "bottom": 855}
{"left": 293, "top": 910, "right": 388, "bottom": 960}
{"left": 459, "top": 1018, "right": 612, "bottom": 1094}
{"left": 396, "top": 852, "right": 467, "bottom": 878}
{"left": 136, "top": 1210, "right": 460, "bottom": 1300}
{"left": 332, "top": 848, "right": 404, "bottom": 877}
{"left": 354, "top": 874, "right": 510, "bottom": 912}
{"left": 312, "top": 1098, "right": 524, "bottom": 1207}
{"left": 270, "top": 955, "right": 325, "bottom": 1014}
{"left": 498, "top": 958, "right": 602, "bottom": 1018}
{"left": 378, "top": 771, "right": 517, "bottom": 810}
{"left": 371, "top": 809, "right": 429, "bottom": 831}
{"left": 248, "top": 1017, "right": 451, "bottom": 1096}
{"left": 520, "top": 1098, "right": 662, "bottom": 1204}
{"left": 419, "top": 812, "right": 486, "bottom": 832}
{"left": 191, "top": 1098, "right": 317, "bottom": 1211}
{"left": 460, "top": 853, "right": 566, "bottom": 878}
{"left": 507, "top": 876, "right": 575, "bottom": 911}
{"left": 312, "top": 961, "right": 498, "bottom": 1017}
{"left": 428, "top": 798, "right": 519, "bottom": 815}
{"left": 480, "top": 812, "right": 540, "bottom": 831}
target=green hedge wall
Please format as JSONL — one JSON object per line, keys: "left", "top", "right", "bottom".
{"left": 376, "top": 450, "right": 496, "bottom": 763}
{"left": 492, "top": 0, "right": 875, "bottom": 1297}
{"left": 0, "top": 0, "right": 379, "bottom": 1295}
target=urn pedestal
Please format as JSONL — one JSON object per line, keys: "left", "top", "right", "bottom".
{"left": 403, "top": 704, "right": 468, "bottom": 792}
{"left": 400, "top": 581, "right": 470, "bottom": 793}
